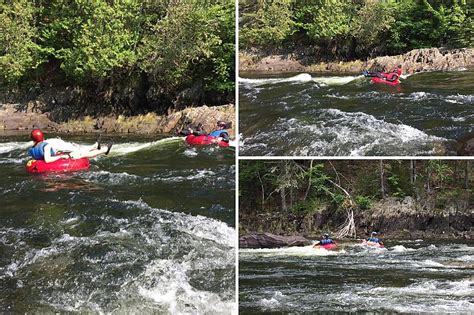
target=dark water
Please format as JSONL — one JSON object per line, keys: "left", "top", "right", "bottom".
{"left": 240, "top": 240, "right": 474, "bottom": 314}
{"left": 0, "top": 133, "right": 236, "bottom": 313}
{"left": 239, "top": 71, "right": 474, "bottom": 156}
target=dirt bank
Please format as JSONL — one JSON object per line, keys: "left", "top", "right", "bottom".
{"left": 240, "top": 47, "right": 474, "bottom": 74}
{"left": 0, "top": 103, "right": 235, "bottom": 136}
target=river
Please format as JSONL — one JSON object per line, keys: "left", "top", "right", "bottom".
{"left": 239, "top": 71, "right": 474, "bottom": 156}
{"left": 239, "top": 240, "right": 473, "bottom": 313}
{"left": 0, "top": 133, "right": 236, "bottom": 313}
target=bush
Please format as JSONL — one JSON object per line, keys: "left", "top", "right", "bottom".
{"left": 291, "top": 199, "right": 326, "bottom": 214}
{"left": 355, "top": 195, "right": 372, "bottom": 210}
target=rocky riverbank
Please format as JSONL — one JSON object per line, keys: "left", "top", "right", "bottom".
{"left": 239, "top": 197, "right": 472, "bottom": 242}
{"left": 240, "top": 47, "right": 474, "bottom": 74}
{"left": 0, "top": 103, "right": 235, "bottom": 136}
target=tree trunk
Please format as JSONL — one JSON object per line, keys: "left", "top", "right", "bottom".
{"left": 465, "top": 160, "right": 470, "bottom": 189}
{"left": 304, "top": 160, "right": 313, "bottom": 200}
{"left": 380, "top": 160, "right": 385, "bottom": 198}
{"left": 257, "top": 169, "right": 265, "bottom": 210}
{"left": 454, "top": 161, "right": 458, "bottom": 183}
{"left": 427, "top": 165, "right": 431, "bottom": 194}
{"left": 410, "top": 160, "right": 416, "bottom": 184}
{"left": 290, "top": 187, "right": 294, "bottom": 209}
{"left": 281, "top": 187, "right": 287, "bottom": 212}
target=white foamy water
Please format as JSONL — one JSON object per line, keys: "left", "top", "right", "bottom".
{"left": 138, "top": 259, "right": 234, "bottom": 314}
{"left": 373, "top": 279, "right": 474, "bottom": 297}
{"left": 313, "top": 75, "right": 361, "bottom": 85}
{"left": 81, "top": 170, "right": 141, "bottom": 185}
{"left": 403, "top": 92, "right": 474, "bottom": 105}
{"left": 239, "top": 73, "right": 360, "bottom": 87}
{"left": 1, "top": 197, "right": 236, "bottom": 313}
{"left": 242, "top": 108, "right": 444, "bottom": 156}
{"left": 0, "top": 158, "right": 23, "bottom": 164}
{"left": 108, "top": 137, "right": 183, "bottom": 156}
{"left": 446, "top": 94, "right": 474, "bottom": 104}
{"left": 324, "top": 93, "right": 350, "bottom": 99}
{"left": 259, "top": 291, "right": 285, "bottom": 310}
{"left": 239, "top": 73, "right": 313, "bottom": 86}
{"left": 119, "top": 199, "right": 235, "bottom": 248}
{"left": 324, "top": 279, "right": 474, "bottom": 314}
{"left": 390, "top": 245, "right": 416, "bottom": 252}
{"left": 240, "top": 245, "right": 341, "bottom": 258}
{"left": 183, "top": 147, "right": 198, "bottom": 157}
{"left": 0, "top": 141, "right": 34, "bottom": 154}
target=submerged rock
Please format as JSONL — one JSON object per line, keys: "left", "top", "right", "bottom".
{"left": 239, "top": 232, "right": 311, "bottom": 248}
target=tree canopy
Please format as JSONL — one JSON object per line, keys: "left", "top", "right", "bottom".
{"left": 240, "top": 160, "right": 472, "bottom": 215}
{"left": 240, "top": 0, "right": 473, "bottom": 60}
{"left": 0, "top": 0, "right": 235, "bottom": 114}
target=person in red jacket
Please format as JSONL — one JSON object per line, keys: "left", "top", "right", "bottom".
{"left": 363, "top": 65, "right": 402, "bottom": 82}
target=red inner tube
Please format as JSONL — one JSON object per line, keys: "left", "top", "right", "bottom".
{"left": 314, "top": 243, "right": 337, "bottom": 250}
{"left": 371, "top": 76, "right": 400, "bottom": 86}
{"left": 26, "top": 156, "right": 90, "bottom": 174}
{"left": 185, "top": 135, "right": 229, "bottom": 147}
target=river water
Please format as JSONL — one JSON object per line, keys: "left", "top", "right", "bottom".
{"left": 239, "top": 240, "right": 474, "bottom": 313}
{"left": 0, "top": 133, "right": 236, "bottom": 313}
{"left": 239, "top": 71, "right": 474, "bottom": 156}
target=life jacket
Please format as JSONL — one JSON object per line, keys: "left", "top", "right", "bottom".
{"left": 367, "top": 237, "right": 380, "bottom": 243}
{"left": 320, "top": 238, "right": 333, "bottom": 245}
{"left": 28, "top": 142, "right": 55, "bottom": 160}
{"left": 208, "top": 129, "right": 228, "bottom": 138}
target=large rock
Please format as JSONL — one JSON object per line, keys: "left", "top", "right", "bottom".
{"left": 0, "top": 103, "right": 57, "bottom": 131}
{"left": 357, "top": 197, "right": 473, "bottom": 239}
{"left": 239, "top": 232, "right": 312, "bottom": 248}
{"left": 0, "top": 102, "right": 235, "bottom": 136}
{"left": 367, "top": 48, "right": 473, "bottom": 74}
{"left": 456, "top": 133, "right": 474, "bottom": 156}
{"left": 240, "top": 48, "right": 473, "bottom": 74}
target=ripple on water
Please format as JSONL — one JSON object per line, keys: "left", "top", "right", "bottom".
{"left": 241, "top": 108, "right": 444, "bottom": 156}
{"left": 0, "top": 198, "right": 236, "bottom": 313}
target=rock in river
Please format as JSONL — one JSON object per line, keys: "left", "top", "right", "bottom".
{"left": 239, "top": 232, "right": 311, "bottom": 249}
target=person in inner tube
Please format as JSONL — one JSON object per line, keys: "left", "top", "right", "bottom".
{"left": 177, "top": 121, "right": 231, "bottom": 143}
{"left": 363, "top": 65, "right": 402, "bottom": 82}
{"left": 208, "top": 120, "right": 230, "bottom": 143}
{"left": 366, "top": 232, "right": 384, "bottom": 245}
{"left": 28, "top": 129, "right": 112, "bottom": 163}
{"left": 313, "top": 233, "right": 336, "bottom": 248}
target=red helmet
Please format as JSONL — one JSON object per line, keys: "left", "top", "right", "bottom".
{"left": 30, "top": 129, "right": 44, "bottom": 143}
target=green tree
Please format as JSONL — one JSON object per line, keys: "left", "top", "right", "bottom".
{"left": 139, "top": 2, "right": 234, "bottom": 105}
{"left": 351, "top": 0, "right": 395, "bottom": 57}
{"left": 239, "top": 0, "right": 295, "bottom": 48}
{"left": 0, "top": 1, "right": 42, "bottom": 84}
